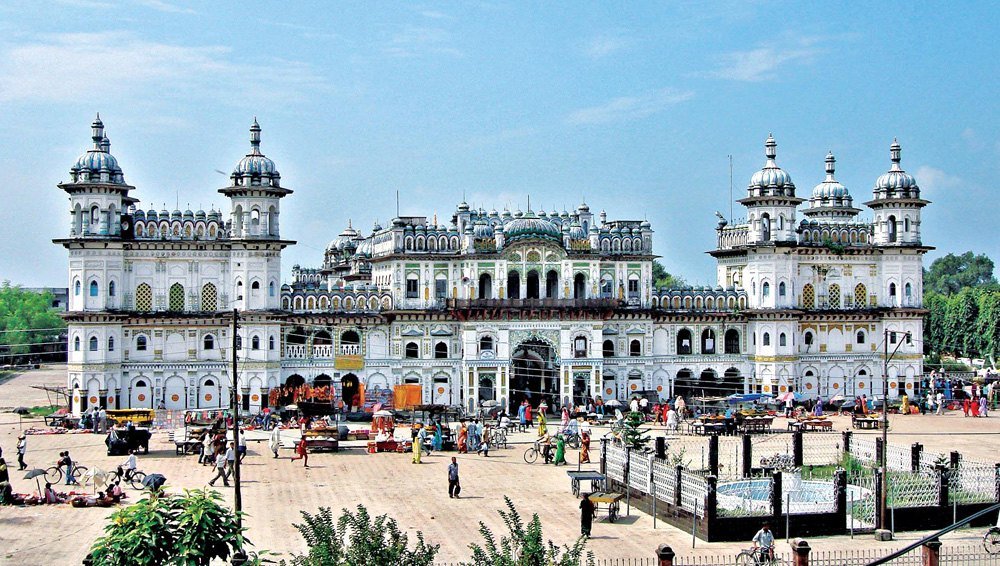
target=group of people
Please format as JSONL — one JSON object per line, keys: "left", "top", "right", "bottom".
{"left": 79, "top": 406, "right": 109, "bottom": 433}
{"left": 456, "top": 419, "right": 493, "bottom": 456}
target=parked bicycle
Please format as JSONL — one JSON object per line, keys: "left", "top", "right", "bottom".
{"left": 760, "top": 454, "right": 795, "bottom": 471}
{"left": 985, "top": 510, "right": 1000, "bottom": 555}
{"left": 523, "top": 439, "right": 553, "bottom": 464}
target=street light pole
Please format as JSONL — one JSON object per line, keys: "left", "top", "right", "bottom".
{"left": 880, "top": 329, "right": 911, "bottom": 535}
{"left": 231, "top": 309, "right": 244, "bottom": 547}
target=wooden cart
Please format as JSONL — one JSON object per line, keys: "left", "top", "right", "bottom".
{"left": 587, "top": 491, "right": 625, "bottom": 523}
{"left": 567, "top": 470, "right": 607, "bottom": 496}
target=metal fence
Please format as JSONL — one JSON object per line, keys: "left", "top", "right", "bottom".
{"left": 679, "top": 468, "right": 708, "bottom": 517}
{"left": 851, "top": 437, "right": 878, "bottom": 465}
{"left": 948, "top": 460, "right": 998, "bottom": 504}
{"left": 888, "top": 471, "right": 939, "bottom": 508}
{"left": 801, "top": 433, "right": 841, "bottom": 467}
{"left": 652, "top": 457, "right": 677, "bottom": 503}
{"left": 716, "top": 473, "right": 772, "bottom": 517}
{"left": 629, "top": 452, "right": 651, "bottom": 492}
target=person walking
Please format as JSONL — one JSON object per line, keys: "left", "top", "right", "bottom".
{"left": 208, "top": 449, "right": 230, "bottom": 487}
{"left": 432, "top": 421, "right": 443, "bottom": 452}
{"left": 936, "top": 392, "right": 945, "bottom": 415}
{"left": 412, "top": 426, "right": 423, "bottom": 464}
{"left": 98, "top": 407, "right": 108, "bottom": 433}
{"left": 62, "top": 451, "right": 79, "bottom": 486}
{"left": 201, "top": 433, "right": 213, "bottom": 466}
{"left": 580, "top": 429, "right": 591, "bottom": 464}
{"left": 579, "top": 493, "right": 596, "bottom": 537}
{"left": 524, "top": 403, "right": 533, "bottom": 429}
{"left": 457, "top": 422, "right": 468, "bottom": 454}
{"left": 476, "top": 426, "right": 490, "bottom": 457}
{"left": 554, "top": 434, "right": 567, "bottom": 466}
{"left": 518, "top": 401, "right": 527, "bottom": 431}
{"left": 269, "top": 426, "right": 281, "bottom": 459}
{"left": 224, "top": 442, "right": 236, "bottom": 479}
{"left": 290, "top": 436, "right": 309, "bottom": 467}
{"left": 237, "top": 431, "right": 248, "bottom": 462}
{"left": 16, "top": 435, "right": 27, "bottom": 471}
{"left": 980, "top": 395, "right": 989, "bottom": 417}
{"left": 447, "top": 457, "right": 460, "bottom": 498}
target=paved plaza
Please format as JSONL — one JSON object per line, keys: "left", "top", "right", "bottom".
{"left": 2, "top": 367, "right": 1000, "bottom": 565}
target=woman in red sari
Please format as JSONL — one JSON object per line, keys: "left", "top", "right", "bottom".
{"left": 290, "top": 437, "right": 309, "bottom": 467}
{"left": 457, "top": 423, "right": 469, "bottom": 453}
{"left": 580, "top": 429, "right": 591, "bottom": 463}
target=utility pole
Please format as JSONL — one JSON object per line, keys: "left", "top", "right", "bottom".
{"left": 231, "top": 308, "right": 245, "bottom": 553}
{"left": 880, "top": 329, "right": 910, "bottom": 536}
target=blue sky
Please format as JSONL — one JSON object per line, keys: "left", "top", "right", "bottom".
{"left": 1, "top": 1, "right": 997, "bottom": 287}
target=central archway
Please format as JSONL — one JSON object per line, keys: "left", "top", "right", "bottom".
{"left": 510, "top": 338, "right": 559, "bottom": 409}
{"left": 341, "top": 373, "right": 360, "bottom": 411}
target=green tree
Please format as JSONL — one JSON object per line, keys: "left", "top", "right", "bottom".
{"left": 283, "top": 505, "right": 438, "bottom": 566}
{"left": 90, "top": 489, "right": 248, "bottom": 566}
{"left": 923, "top": 252, "right": 996, "bottom": 295}
{"left": 0, "top": 282, "right": 65, "bottom": 362}
{"left": 620, "top": 410, "right": 651, "bottom": 451}
{"left": 652, "top": 261, "right": 685, "bottom": 289}
{"left": 466, "top": 496, "right": 592, "bottom": 566}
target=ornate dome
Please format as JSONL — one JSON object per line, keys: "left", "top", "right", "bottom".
{"left": 873, "top": 140, "right": 919, "bottom": 198}
{"left": 568, "top": 220, "right": 587, "bottom": 240}
{"left": 473, "top": 219, "right": 494, "bottom": 238}
{"left": 354, "top": 237, "right": 373, "bottom": 258}
{"left": 810, "top": 152, "right": 853, "bottom": 206}
{"left": 70, "top": 115, "right": 126, "bottom": 184}
{"left": 503, "top": 211, "right": 562, "bottom": 242}
{"left": 326, "top": 221, "right": 359, "bottom": 252}
{"left": 748, "top": 134, "right": 795, "bottom": 196}
{"left": 231, "top": 119, "right": 281, "bottom": 187}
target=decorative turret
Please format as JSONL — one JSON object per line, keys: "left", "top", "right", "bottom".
{"left": 865, "top": 139, "right": 929, "bottom": 246}
{"left": 737, "top": 134, "right": 804, "bottom": 244}
{"left": 802, "top": 152, "right": 860, "bottom": 223}
{"left": 219, "top": 119, "right": 292, "bottom": 240}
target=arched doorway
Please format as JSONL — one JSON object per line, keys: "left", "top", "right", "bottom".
{"left": 164, "top": 376, "right": 186, "bottom": 410}
{"left": 526, "top": 270, "right": 540, "bottom": 299}
{"left": 721, "top": 368, "right": 742, "bottom": 395}
{"left": 546, "top": 270, "right": 559, "bottom": 298}
{"left": 340, "top": 330, "right": 360, "bottom": 355}
{"left": 130, "top": 378, "right": 151, "bottom": 409}
{"left": 508, "top": 271, "right": 521, "bottom": 299}
{"left": 698, "top": 369, "right": 718, "bottom": 397}
{"left": 199, "top": 377, "right": 221, "bottom": 409}
{"left": 574, "top": 273, "right": 586, "bottom": 299}
{"left": 314, "top": 374, "right": 332, "bottom": 389}
{"left": 341, "top": 373, "right": 360, "bottom": 411}
{"left": 478, "top": 375, "right": 495, "bottom": 404}
{"left": 510, "top": 338, "right": 559, "bottom": 409}
{"left": 478, "top": 273, "right": 492, "bottom": 299}
{"left": 674, "top": 369, "right": 695, "bottom": 401}
{"left": 280, "top": 374, "right": 305, "bottom": 406}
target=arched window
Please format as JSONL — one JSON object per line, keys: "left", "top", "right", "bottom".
{"left": 202, "top": 283, "right": 217, "bottom": 311}
{"left": 135, "top": 283, "right": 152, "bottom": 311}
{"left": 90, "top": 280, "right": 99, "bottom": 297}
{"left": 108, "top": 336, "right": 115, "bottom": 351}
{"left": 889, "top": 283, "right": 897, "bottom": 305}
{"left": 236, "top": 335, "right": 243, "bottom": 350}
{"left": 251, "top": 336, "right": 260, "bottom": 350}
{"left": 629, "top": 339, "right": 641, "bottom": 357}
{"left": 479, "top": 336, "right": 493, "bottom": 352}
{"left": 856, "top": 331, "right": 865, "bottom": 344}
{"left": 89, "top": 336, "right": 98, "bottom": 351}
{"left": 779, "top": 333, "right": 787, "bottom": 347}
{"left": 108, "top": 281, "right": 116, "bottom": 297}
{"left": 269, "top": 336, "right": 275, "bottom": 350}
{"left": 804, "top": 332, "right": 813, "bottom": 346}
{"left": 828, "top": 284, "right": 841, "bottom": 309}
{"left": 701, "top": 329, "right": 716, "bottom": 354}
{"left": 574, "top": 273, "right": 586, "bottom": 299}
{"left": 802, "top": 284, "right": 815, "bottom": 309}
{"left": 204, "top": 335, "right": 215, "bottom": 350}
{"left": 169, "top": 283, "right": 185, "bottom": 311}
{"left": 74, "top": 280, "right": 81, "bottom": 296}
{"left": 251, "top": 281, "right": 261, "bottom": 296}
{"left": 887, "top": 215, "right": 897, "bottom": 243}
{"left": 546, "top": 270, "right": 559, "bottom": 299}
{"left": 574, "top": 336, "right": 587, "bottom": 358}
{"left": 269, "top": 281, "right": 276, "bottom": 297}
{"left": 676, "top": 329, "right": 692, "bottom": 355}
{"left": 136, "top": 335, "right": 147, "bottom": 351}
{"left": 724, "top": 329, "right": 740, "bottom": 354}
{"left": 761, "top": 213, "right": 771, "bottom": 241}
{"left": 762, "top": 332, "right": 770, "bottom": 346}
{"left": 236, "top": 280, "right": 244, "bottom": 301}
{"left": 507, "top": 271, "right": 520, "bottom": 299}
{"left": 778, "top": 282, "right": 786, "bottom": 297}
{"left": 434, "top": 342, "right": 448, "bottom": 359}
{"left": 762, "top": 282, "right": 770, "bottom": 298}
{"left": 603, "top": 339, "right": 615, "bottom": 357}
{"left": 478, "top": 273, "right": 492, "bottom": 299}
{"left": 405, "top": 342, "right": 419, "bottom": 359}
{"left": 904, "top": 283, "right": 912, "bottom": 303}
{"left": 74, "top": 336, "right": 81, "bottom": 351}
{"left": 854, "top": 283, "right": 867, "bottom": 307}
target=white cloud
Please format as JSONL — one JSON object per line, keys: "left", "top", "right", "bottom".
{"left": 383, "top": 26, "right": 463, "bottom": 58}
{"left": 133, "top": 0, "right": 196, "bottom": 14}
{"left": 566, "top": 88, "right": 694, "bottom": 125}
{"left": 915, "top": 166, "right": 962, "bottom": 193}
{"left": 0, "top": 32, "right": 328, "bottom": 104}
{"left": 583, "top": 34, "right": 630, "bottom": 58}
{"left": 420, "top": 10, "right": 452, "bottom": 20}
{"left": 705, "top": 46, "right": 818, "bottom": 82}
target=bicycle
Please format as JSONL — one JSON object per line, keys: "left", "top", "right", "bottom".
{"left": 984, "top": 510, "right": 1000, "bottom": 555}
{"left": 45, "top": 464, "right": 88, "bottom": 485}
{"left": 107, "top": 467, "right": 148, "bottom": 490}
{"left": 736, "top": 547, "right": 779, "bottom": 565}
{"left": 523, "top": 440, "right": 553, "bottom": 464}
{"left": 492, "top": 428, "right": 508, "bottom": 450}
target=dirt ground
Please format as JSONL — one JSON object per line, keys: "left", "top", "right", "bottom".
{"left": 1, "top": 365, "right": 999, "bottom": 565}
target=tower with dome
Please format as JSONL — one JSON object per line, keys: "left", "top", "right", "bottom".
{"left": 56, "top": 121, "right": 928, "bottom": 414}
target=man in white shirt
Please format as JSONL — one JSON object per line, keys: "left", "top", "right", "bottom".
{"left": 751, "top": 522, "right": 775, "bottom": 561}
{"left": 936, "top": 392, "right": 945, "bottom": 415}
{"left": 119, "top": 449, "right": 138, "bottom": 481}
{"left": 629, "top": 398, "right": 640, "bottom": 413}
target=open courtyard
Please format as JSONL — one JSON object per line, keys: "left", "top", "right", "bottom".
{"left": 3, "top": 366, "right": 1000, "bottom": 564}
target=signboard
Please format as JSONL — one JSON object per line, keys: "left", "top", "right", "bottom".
{"left": 335, "top": 355, "right": 365, "bottom": 370}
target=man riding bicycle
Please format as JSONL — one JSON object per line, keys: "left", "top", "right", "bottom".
{"left": 751, "top": 522, "right": 775, "bottom": 562}
{"left": 118, "top": 449, "right": 138, "bottom": 481}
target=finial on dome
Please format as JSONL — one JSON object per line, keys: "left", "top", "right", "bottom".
{"left": 890, "top": 138, "right": 901, "bottom": 166}
{"left": 825, "top": 152, "right": 835, "bottom": 179}
{"left": 764, "top": 134, "right": 777, "bottom": 161}
{"left": 100, "top": 133, "right": 111, "bottom": 153}
{"left": 91, "top": 113, "right": 105, "bottom": 148}
{"left": 250, "top": 118, "right": 262, "bottom": 154}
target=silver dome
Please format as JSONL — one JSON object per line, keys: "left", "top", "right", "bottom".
{"left": 70, "top": 115, "right": 126, "bottom": 184}
{"left": 748, "top": 134, "right": 795, "bottom": 195}
{"left": 873, "top": 140, "right": 919, "bottom": 197}
{"left": 810, "top": 152, "right": 853, "bottom": 206}
{"left": 231, "top": 119, "right": 281, "bottom": 187}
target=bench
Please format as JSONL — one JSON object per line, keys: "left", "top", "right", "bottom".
{"left": 852, "top": 417, "right": 883, "bottom": 430}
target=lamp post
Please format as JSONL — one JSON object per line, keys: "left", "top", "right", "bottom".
{"left": 880, "top": 329, "right": 911, "bottom": 535}
{"left": 230, "top": 309, "right": 245, "bottom": 557}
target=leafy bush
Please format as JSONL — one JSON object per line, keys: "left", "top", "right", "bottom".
{"left": 466, "top": 496, "right": 593, "bottom": 566}
{"left": 90, "top": 489, "right": 248, "bottom": 566}
{"left": 282, "top": 505, "right": 438, "bottom": 566}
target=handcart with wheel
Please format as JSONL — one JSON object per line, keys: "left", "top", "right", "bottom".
{"left": 566, "top": 470, "right": 607, "bottom": 496}
{"left": 587, "top": 491, "right": 625, "bottom": 523}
